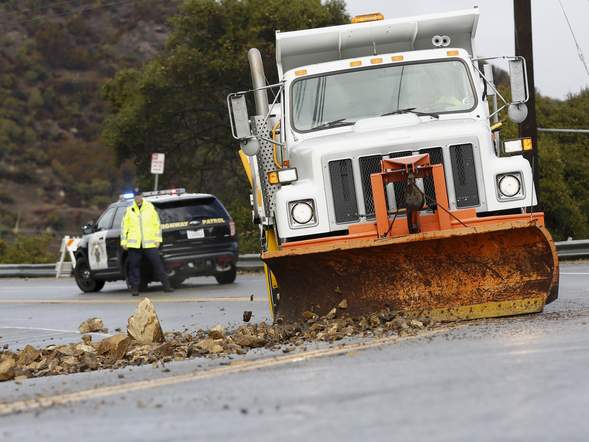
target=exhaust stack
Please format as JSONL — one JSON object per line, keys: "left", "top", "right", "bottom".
{"left": 248, "top": 48, "right": 269, "bottom": 116}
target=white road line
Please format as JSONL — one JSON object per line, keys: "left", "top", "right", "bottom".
{"left": 0, "top": 287, "right": 74, "bottom": 290}
{"left": 0, "top": 326, "right": 111, "bottom": 337}
{"left": 0, "top": 326, "right": 80, "bottom": 334}
{"left": 561, "top": 272, "right": 589, "bottom": 275}
{"left": 0, "top": 296, "right": 261, "bottom": 305}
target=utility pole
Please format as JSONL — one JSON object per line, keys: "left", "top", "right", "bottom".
{"left": 514, "top": 0, "right": 540, "bottom": 202}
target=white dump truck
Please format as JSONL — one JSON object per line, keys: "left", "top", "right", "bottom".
{"left": 227, "top": 9, "right": 558, "bottom": 321}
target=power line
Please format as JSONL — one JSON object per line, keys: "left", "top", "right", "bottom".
{"left": 558, "top": 0, "right": 589, "bottom": 78}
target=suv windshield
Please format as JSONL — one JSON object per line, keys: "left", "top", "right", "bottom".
{"left": 291, "top": 60, "right": 476, "bottom": 132}
{"left": 155, "top": 198, "right": 228, "bottom": 225}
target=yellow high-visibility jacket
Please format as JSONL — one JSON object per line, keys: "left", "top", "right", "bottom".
{"left": 121, "top": 200, "right": 162, "bottom": 249}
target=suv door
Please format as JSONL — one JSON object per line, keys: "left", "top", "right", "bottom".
{"left": 106, "top": 205, "right": 129, "bottom": 272}
{"left": 88, "top": 206, "right": 116, "bottom": 271}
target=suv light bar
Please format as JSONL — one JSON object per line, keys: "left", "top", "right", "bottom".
{"left": 143, "top": 188, "right": 186, "bottom": 197}
{"left": 119, "top": 188, "right": 186, "bottom": 200}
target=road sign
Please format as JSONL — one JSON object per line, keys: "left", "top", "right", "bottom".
{"left": 151, "top": 153, "right": 165, "bottom": 174}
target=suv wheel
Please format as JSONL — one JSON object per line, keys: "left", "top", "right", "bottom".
{"left": 75, "top": 258, "right": 105, "bottom": 293}
{"left": 215, "top": 265, "right": 236, "bottom": 285}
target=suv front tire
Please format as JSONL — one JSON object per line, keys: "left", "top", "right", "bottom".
{"left": 74, "top": 258, "right": 105, "bottom": 293}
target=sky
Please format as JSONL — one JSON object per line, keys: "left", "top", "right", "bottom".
{"left": 345, "top": 0, "right": 589, "bottom": 99}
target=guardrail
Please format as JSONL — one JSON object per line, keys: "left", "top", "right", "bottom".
{"left": 1, "top": 242, "right": 588, "bottom": 278}
{"left": 554, "top": 239, "right": 589, "bottom": 259}
{"left": 0, "top": 256, "right": 262, "bottom": 278}
{"left": 0, "top": 263, "right": 70, "bottom": 278}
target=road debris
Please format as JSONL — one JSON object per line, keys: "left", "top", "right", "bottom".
{"left": 243, "top": 311, "right": 253, "bottom": 322}
{"left": 208, "top": 325, "right": 225, "bottom": 340}
{"left": 17, "top": 345, "right": 41, "bottom": 366}
{"left": 97, "top": 335, "right": 131, "bottom": 362}
{"left": 127, "top": 298, "right": 165, "bottom": 344}
{"left": 79, "top": 317, "right": 106, "bottom": 334}
{"left": 0, "top": 355, "right": 16, "bottom": 381}
{"left": 0, "top": 298, "right": 437, "bottom": 383}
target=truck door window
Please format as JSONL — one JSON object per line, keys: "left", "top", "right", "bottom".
{"left": 291, "top": 60, "right": 476, "bottom": 132}
{"left": 96, "top": 207, "right": 116, "bottom": 231}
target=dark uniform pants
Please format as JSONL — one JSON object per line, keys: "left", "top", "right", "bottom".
{"left": 128, "top": 248, "right": 170, "bottom": 289}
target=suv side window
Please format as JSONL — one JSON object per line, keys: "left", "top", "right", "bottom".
{"left": 112, "top": 206, "right": 127, "bottom": 231}
{"left": 96, "top": 207, "right": 116, "bottom": 231}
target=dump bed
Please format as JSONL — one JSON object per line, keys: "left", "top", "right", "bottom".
{"left": 275, "top": 8, "right": 479, "bottom": 77}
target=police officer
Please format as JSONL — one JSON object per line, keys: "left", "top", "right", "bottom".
{"left": 121, "top": 188, "right": 173, "bottom": 296}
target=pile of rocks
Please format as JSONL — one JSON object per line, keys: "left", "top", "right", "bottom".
{"left": 0, "top": 298, "right": 434, "bottom": 382}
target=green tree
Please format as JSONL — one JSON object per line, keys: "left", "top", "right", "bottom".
{"left": 103, "top": 0, "right": 348, "bottom": 205}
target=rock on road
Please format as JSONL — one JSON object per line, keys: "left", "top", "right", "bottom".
{"left": 1, "top": 264, "right": 589, "bottom": 441}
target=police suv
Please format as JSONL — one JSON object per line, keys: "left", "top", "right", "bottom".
{"left": 73, "top": 188, "right": 238, "bottom": 292}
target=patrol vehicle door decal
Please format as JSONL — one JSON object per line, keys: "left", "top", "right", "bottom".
{"left": 88, "top": 232, "right": 108, "bottom": 270}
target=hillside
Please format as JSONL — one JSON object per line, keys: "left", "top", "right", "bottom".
{"left": 0, "top": 0, "right": 181, "bottom": 239}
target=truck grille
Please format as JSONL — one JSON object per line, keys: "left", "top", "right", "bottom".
{"left": 358, "top": 148, "right": 443, "bottom": 217}
{"left": 331, "top": 145, "right": 477, "bottom": 225}
{"left": 359, "top": 155, "right": 383, "bottom": 216}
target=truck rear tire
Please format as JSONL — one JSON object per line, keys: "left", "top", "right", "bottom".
{"left": 215, "top": 265, "right": 236, "bottom": 284}
{"left": 74, "top": 258, "right": 105, "bottom": 293}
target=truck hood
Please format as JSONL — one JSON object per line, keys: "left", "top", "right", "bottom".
{"left": 289, "top": 117, "right": 488, "bottom": 163}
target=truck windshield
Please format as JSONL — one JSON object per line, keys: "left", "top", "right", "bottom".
{"left": 155, "top": 198, "right": 228, "bottom": 225}
{"left": 291, "top": 60, "right": 476, "bottom": 132}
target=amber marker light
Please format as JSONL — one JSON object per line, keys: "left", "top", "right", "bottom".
{"left": 267, "top": 171, "right": 279, "bottom": 185}
{"left": 351, "top": 13, "right": 384, "bottom": 24}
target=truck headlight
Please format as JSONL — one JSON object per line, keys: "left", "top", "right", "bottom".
{"left": 497, "top": 173, "right": 523, "bottom": 199}
{"left": 289, "top": 200, "right": 316, "bottom": 226}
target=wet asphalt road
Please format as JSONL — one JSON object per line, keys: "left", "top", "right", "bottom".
{"left": 1, "top": 263, "right": 589, "bottom": 441}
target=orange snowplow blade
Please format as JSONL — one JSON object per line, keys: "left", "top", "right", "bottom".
{"left": 262, "top": 221, "right": 559, "bottom": 322}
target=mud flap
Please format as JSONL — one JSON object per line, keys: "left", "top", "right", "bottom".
{"left": 263, "top": 221, "right": 559, "bottom": 322}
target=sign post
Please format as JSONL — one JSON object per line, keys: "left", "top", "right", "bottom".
{"left": 150, "top": 153, "right": 165, "bottom": 191}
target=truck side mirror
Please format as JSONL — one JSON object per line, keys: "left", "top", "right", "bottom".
{"left": 228, "top": 93, "right": 260, "bottom": 157}
{"left": 229, "top": 94, "right": 252, "bottom": 140}
{"left": 506, "top": 57, "right": 529, "bottom": 124}
{"left": 508, "top": 58, "right": 527, "bottom": 103}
